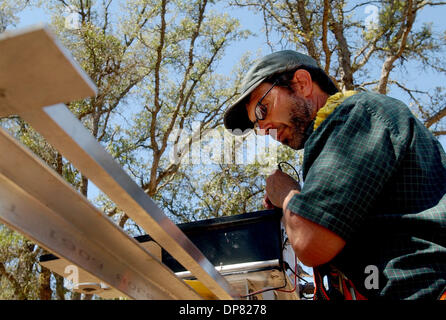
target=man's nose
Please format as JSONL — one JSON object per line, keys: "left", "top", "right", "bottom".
{"left": 255, "top": 121, "right": 268, "bottom": 135}
{"left": 256, "top": 121, "right": 275, "bottom": 136}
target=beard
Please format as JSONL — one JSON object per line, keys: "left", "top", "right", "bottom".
{"left": 282, "top": 94, "right": 314, "bottom": 150}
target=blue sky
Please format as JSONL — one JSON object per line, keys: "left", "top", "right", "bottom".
{"left": 12, "top": 2, "right": 446, "bottom": 178}
{"left": 9, "top": 0, "right": 446, "bottom": 289}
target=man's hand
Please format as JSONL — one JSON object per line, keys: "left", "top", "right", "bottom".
{"left": 265, "top": 169, "right": 301, "bottom": 208}
{"left": 263, "top": 194, "right": 275, "bottom": 209}
{"left": 265, "top": 170, "right": 346, "bottom": 267}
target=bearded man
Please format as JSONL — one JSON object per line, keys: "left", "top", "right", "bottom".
{"left": 223, "top": 50, "right": 446, "bottom": 300}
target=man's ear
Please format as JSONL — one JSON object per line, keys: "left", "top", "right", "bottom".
{"left": 292, "top": 69, "right": 313, "bottom": 98}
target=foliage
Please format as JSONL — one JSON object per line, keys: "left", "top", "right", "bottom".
{"left": 1, "top": 0, "right": 250, "bottom": 299}
{"left": 232, "top": 0, "right": 446, "bottom": 135}
{"left": 0, "top": 0, "right": 445, "bottom": 299}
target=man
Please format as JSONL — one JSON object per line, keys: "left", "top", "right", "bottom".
{"left": 224, "top": 50, "right": 446, "bottom": 300}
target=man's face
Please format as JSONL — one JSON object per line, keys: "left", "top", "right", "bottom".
{"left": 246, "top": 82, "right": 315, "bottom": 150}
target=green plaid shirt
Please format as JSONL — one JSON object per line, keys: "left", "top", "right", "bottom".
{"left": 287, "top": 91, "right": 446, "bottom": 299}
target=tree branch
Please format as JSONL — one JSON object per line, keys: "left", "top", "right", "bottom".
{"left": 378, "top": 0, "right": 416, "bottom": 94}
{"left": 322, "top": 0, "right": 331, "bottom": 73}
{"left": 424, "top": 107, "right": 446, "bottom": 128}
{"left": 328, "top": 0, "right": 354, "bottom": 90}
{"left": 0, "top": 261, "right": 27, "bottom": 299}
{"left": 432, "top": 130, "right": 446, "bottom": 136}
{"left": 294, "top": 0, "right": 320, "bottom": 61}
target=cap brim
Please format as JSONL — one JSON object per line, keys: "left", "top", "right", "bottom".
{"left": 224, "top": 78, "right": 264, "bottom": 135}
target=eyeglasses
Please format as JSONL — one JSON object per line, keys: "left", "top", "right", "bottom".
{"left": 253, "top": 80, "right": 279, "bottom": 131}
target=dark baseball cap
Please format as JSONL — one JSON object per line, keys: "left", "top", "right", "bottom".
{"left": 224, "top": 50, "right": 319, "bottom": 134}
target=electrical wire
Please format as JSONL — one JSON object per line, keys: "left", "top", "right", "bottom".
{"left": 276, "top": 255, "right": 298, "bottom": 293}
{"left": 239, "top": 255, "right": 304, "bottom": 299}
{"left": 280, "top": 236, "right": 308, "bottom": 284}
{"left": 277, "top": 161, "right": 301, "bottom": 183}
{"left": 239, "top": 205, "right": 307, "bottom": 299}
{"left": 283, "top": 260, "right": 309, "bottom": 284}
{"left": 239, "top": 271, "right": 288, "bottom": 298}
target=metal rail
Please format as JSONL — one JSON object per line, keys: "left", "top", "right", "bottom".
{"left": 175, "top": 259, "right": 281, "bottom": 279}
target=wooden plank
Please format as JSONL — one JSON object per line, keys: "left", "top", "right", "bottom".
{"left": 0, "top": 25, "right": 97, "bottom": 117}
{"left": 0, "top": 127, "right": 201, "bottom": 300}
{"left": 27, "top": 104, "right": 239, "bottom": 299}
{"left": 40, "top": 239, "right": 162, "bottom": 299}
{"left": 0, "top": 26, "right": 237, "bottom": 299}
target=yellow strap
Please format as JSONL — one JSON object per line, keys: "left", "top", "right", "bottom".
{"left": 184, "top": 279, "right": 218, "bottom": 300}
{"left": 314, "top": 90, "right": 358, "bottom": 131}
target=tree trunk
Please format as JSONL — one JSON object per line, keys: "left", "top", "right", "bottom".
{"left": 80, "top": 174, "right": 89, "bottom": 197}
{"left": 55, "top": 274, "right": 66, "bottom": 300}
{"left": 71, "top": 292, "right": 82, "bottom": 300}
{"left": 38, "top": 267, "right": 52, "bottom": 300}
{"left": 378, "top": 58, "right": 394, "bottom": 94}
{"left": 329, "top": 4, "right": 354, "bottom": 91}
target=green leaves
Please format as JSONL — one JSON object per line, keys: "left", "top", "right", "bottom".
{"left": 2, "top": 0, "right": 445, "bottom": 299}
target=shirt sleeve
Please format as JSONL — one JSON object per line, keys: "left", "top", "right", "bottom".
{"left": 286, "top": 100, "right": 405, "bottom": 241}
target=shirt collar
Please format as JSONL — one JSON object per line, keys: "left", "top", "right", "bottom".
{"left": 313, "top": 90, "right": 358, "bottom": 131}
